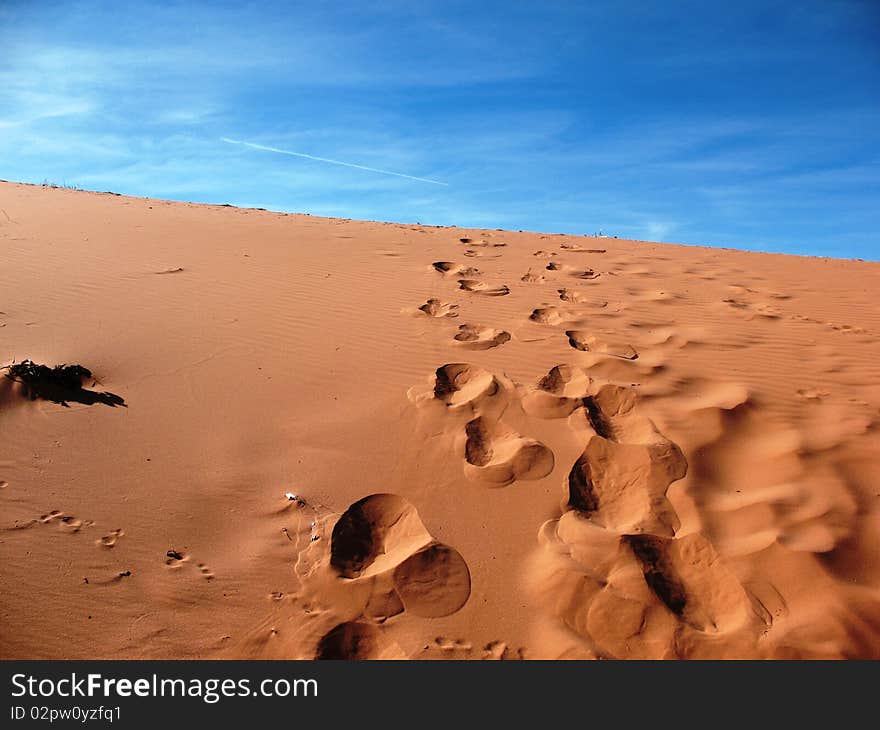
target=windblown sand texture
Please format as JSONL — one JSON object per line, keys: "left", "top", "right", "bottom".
{"left": 1, "top": 181, "right": 879, "bottom": 659}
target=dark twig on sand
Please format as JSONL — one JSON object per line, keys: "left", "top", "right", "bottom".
{"left": 2, "top": 360, "right": 126, "bottom": 407}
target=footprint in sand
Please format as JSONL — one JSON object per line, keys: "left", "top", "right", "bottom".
{"left": 797, "top": 388, "right": 830, "bottom": 400}
{"left": 453, "top": 324, "right": 511, "bottom": 350}
{"left": 625, "top": 323, "right": 707, "bottom": 354}
{"left": 558, "top": 288, "right": 588, "bottom": 304}
{"left": 461, "top": 416, "right": 554, "bottom": 486}
{"left": 482, "top": 640, "right": 527, "bottom": 660}
{"left": 433, "top": 261, "right": 480, "bottom": 277}
{"left": 161, "top": 548, "right": 215, "bottom": 580}
{"left": 555, "top": 289, "right": 612, "bottom": 310}
{"left": 418, "top": 298, "right": 459, "bottom": 318}
{"left": 436, "top": 636, "right": 473, "bottom": 652}
{"left": 565, "top": 383, "right": 686, "bottom": 535}
{"left": 315, "top": 621, "right": 387, "bottom": 659}
{"left": 521, "top": 270, "right": 546, "bottom": 283}
{"left": 97, "top": 528, "right": 124, "bottom": 548}
{"left": 59, "top": 515, "right": 85, "bottom": 532}
{"left": 423, "top": 363, "right": 502, "bottom": 410}
{"left": 622, "top": 533, "right": 751, "bottom": 633}
{"left": 457, "top": 279, "right": 510, "bottom": 297}
{"left": 457, "top": 237, "right": 506, "bottom": 248}
{"left": 164, "top": 549, "right": 190, "bottom": 569}
{"left": 392, "top": 543, "right": 471, "bottom": 617}
{"left": 565, "top": 330, "right": 639, "bottom": 360}
{"left": 546, "top": 262, "right": 600, "bottom": 279}
{"left": 720, "top": 293, "right": 782, "bottom": 320}
{"left": 529, "top": 307, "right": 568, "bottom": 325}
{"left": 36, "top": 510, "right": 88, "bottom": 533}
{"left": 521, "top": 365, "right": 594, "bottom": 419}
{"left": 462, "top": 245, "right": 503, "bottom": 259}
{"left": 418, "top": 637, "right": 474, "bottom": 659}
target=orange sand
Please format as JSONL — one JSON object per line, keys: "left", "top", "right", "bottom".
{"left": 1, "top": 181, "right": 878, "bottom": 659}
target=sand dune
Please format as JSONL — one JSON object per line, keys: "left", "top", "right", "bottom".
{"left": 1, "top": 181, "right": 879, "bottom": 659}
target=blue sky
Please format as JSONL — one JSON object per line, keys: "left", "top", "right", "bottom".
{"left": 1, "top": 1, "right": 878, "bottom": 259}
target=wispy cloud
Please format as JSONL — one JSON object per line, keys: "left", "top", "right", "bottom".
{"left": 220, "top": 137, "right": 448, "bottom": 186}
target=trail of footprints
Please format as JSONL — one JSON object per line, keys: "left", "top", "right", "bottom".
{"left": 720, "top": 284, "right": 872, "bottom": 336}
{"left": 317, "top": 234, "right": 837, "bottom": 658}
{"left": 415, "top": 234, "right": 635, "bottom": 356}
{"left": 522, "top": 365, "right": 769, "bottom": 656}
{"left": 419, "top": 637, "right": 527, "bottom": 660}
{"left": 10, "top": 231, "right": 824, "bottom": 659}
{"left": 3, "top": 506, "right": 218, "bottom": 583}
{"left": 403, "top": 358, "right": 762, "bottom": 657}
{"left": 418, "top": 234, "right": 868, "bottom": 362}
{"left": 5, "top": 509, "right": 93, "bottom": 534}
{"left": 402, "top": 235, "right": 766, "bottom": 657}
{"left": 164, "top": 549, "right": 215, "bottom": 580}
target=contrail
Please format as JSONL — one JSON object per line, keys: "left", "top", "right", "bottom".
{"left": 221, "top": 137, "right": 448, "bottom": 186}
